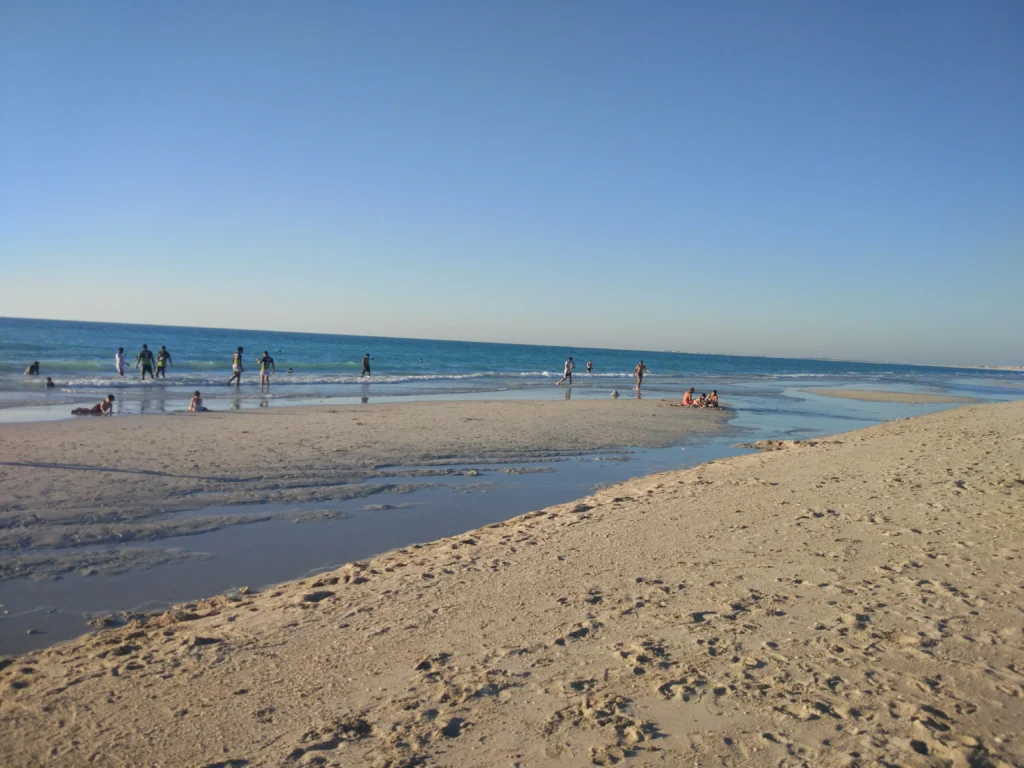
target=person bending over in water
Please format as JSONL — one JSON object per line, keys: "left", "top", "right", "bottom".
{"left": 189, "top": 390, "right": 209, "bottom": 412}
{"left": 681, "top": 387, "right": 696, "bottom": 406}
{"left": 557, "top": 356, "right": 575, "bottom": 386}
{"left": 135, "top": 344, "right": 155, "bottom": 380}
{"left": 228, "top": 347, "right": 244, "bottom": 386}
{"left": 258, "top": 350, "right": 275, "bottom": 391}
{"left": 155, "top": 346, "right": 172, "bottom": 378}
{"left": 633, "top": 360, "right": 651, "bottom": 389}
{"left": 72, "top": 394, "right": 114, "bottom": 416}
{"left": 25, "top": 361, "right": 40, "bottom": 375}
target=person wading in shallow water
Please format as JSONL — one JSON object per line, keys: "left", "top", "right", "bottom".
{"left": 228, "top": 346, "right": 244, "bottom": 386}
{"left": 155, "top": 346, "right": 172, "bottom": 378}
{"left": 361, "top": 353, "right": 372, "bottom": 378}
{"left": 633, "top": 360, "right": 651, "bottom": 389}
{"left": 258, "top": 350, "right": 275, "bottom": 391}
{"left": 135, "top": 345, "right": 155, "bottom": 380}
{"left": 557, "top": 356, "right": 575, "bottom": 386}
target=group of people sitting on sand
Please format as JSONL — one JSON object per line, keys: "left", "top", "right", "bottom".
{"left": 677, "top": 387, "right": 719, "bottom": 408}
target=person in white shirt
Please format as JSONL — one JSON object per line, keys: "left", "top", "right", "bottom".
{"left": 115, "top": 348, "right": 126, "bottom": 377}
{"left": 557, "top": 356, "right": 575, "bottom": 387}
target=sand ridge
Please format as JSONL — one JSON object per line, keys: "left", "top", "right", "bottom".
{"left": 0, "top": 398, "right": 727, "bottom": 574}
{"left": 1, "top": 401, "right": 1022, "bottom": 766}
{"left": 803, "top": 388, "right": 977, "bottom": 404}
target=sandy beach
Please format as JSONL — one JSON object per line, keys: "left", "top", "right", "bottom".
{"left": 0, "top": 399, "right": 727, "bottom": 580}
{"left": 0, "top": 401, "right": 1020, "bottom": 766}
{"left": 803, "top": 389, "right": 977, "bottom": 404}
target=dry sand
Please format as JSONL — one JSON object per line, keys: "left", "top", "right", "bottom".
{"left": 1, "top": 401, "right": 1021, "bottom": 767}
{"left": 0, "top": 399, "right": 727, "bottom": 579}
{"left": 804, "top": 389, "right": 977, "bottom": 404}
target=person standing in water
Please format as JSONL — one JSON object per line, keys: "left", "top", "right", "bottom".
{"left": 557, "top": 356, "right": 575, "bottom": 386}
{"left": 258, "top": 350, "right": 275, "bottom": 391}
{"left": 135, "top": 345, "right": 155, "bottom": 380}
{"left": 228, "top": 346, "right": 244, "bottom": 386}
{"left": 115, "top": 348, "right": 127, "bottom": 377}
{"left": 586, "top": 361, "right": 593, "bottom": 373}
{"left": 361, "top": 353, "right": 372, "bottom": 378}
{"left": 155, "top": 346, "right": 172, "bottom": 378}
{"left": 633, "top": 360, "right": 651, "bottom": 389}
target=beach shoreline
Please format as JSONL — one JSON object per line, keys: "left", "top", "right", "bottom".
{"left": 1, "top": 401, "right": 1021, "bottom": 766}
{"left": 0, "top": 398, "right": 730, "bottom": 583}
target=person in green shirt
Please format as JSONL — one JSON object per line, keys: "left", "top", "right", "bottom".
{"left": 135, "top": 345, "right": 155, "bottom": 380}
{"left": 227, "top": 346, "right": 244, "bottom": 386}
{"left": 258, "top": 351, "right": 275, "bottom": 391}
{"left": 155, "top": 346, "right": 172, "bottom": 378}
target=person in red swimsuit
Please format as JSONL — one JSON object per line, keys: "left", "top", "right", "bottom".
{"left": 72, "top": 394, "right": 115, "bottom": 416}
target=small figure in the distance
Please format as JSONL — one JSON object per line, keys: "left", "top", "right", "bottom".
{"left": 72, "top": 394, "right": 115, "bottom": 416}
{"left": 361, "top": 353, "right": 372, "bottom": 378}
{"left": 24, "top": 361, "right": 40, "bottom": 375}
{"left": 611, "top": 389, "right": 620, "bottom": 399}
{"left": 286, "top": 368, "right": 293, "bottom": 374}
{"left": 586, "top": 361, "right": 593, "bottom": 373}
{"left": 115, "top": 347, "right": 127, "bottom": 377}
{"left": 189, "top": 390, "right": 210, "bottom": 412}
{"left": 45, "top": 377, "right": 55, "bottom": 389}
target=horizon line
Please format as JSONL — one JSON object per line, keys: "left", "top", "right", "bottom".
{"left": 1, "top": 314, "right": 1019, "bottom": 373}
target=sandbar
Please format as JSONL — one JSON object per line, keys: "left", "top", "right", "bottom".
{"left": 1, "top": 401, "right": 1021, "bottom": 766}
{"left": 0, "top": 399, "right": 727, "bottom": 575}
{"left": 803, "top": 388, "right": 976, "bottom": 403}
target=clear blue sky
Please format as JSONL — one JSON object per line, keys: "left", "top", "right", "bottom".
{"left": 2, "top": 2, "right": 1022, "bottom": 365}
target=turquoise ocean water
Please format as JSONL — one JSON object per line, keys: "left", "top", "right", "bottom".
{"left": 2, "top": 316, "right": 1020, "bottom": 420}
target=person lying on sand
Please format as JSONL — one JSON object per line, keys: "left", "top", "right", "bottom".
{"left": 189, "top": 390, "right": 210, "bottom": 412}
{"left": 72, "top": 394, "right": 115, "bottom": 416}
{"left": 681, "top": 387, "right": 696, "bottom": 406}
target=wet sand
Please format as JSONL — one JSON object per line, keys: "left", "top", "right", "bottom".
{"left": 0, "top": 399, "right": 728, "bottom": 579}
{"left": 803, "top": 388, "right": 977, "bottom": 404}
{"left": 1, "top": 401, "right": 1021, "bottom": 767}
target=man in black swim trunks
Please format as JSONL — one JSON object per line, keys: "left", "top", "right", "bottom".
{"left": 361, "top": 353, "right": 371, "bottom": 378}
{"left": 136, "top": 345, "right": 155, "bottom": 380}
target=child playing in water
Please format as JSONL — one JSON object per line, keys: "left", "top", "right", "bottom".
{"left": 45, "top": 377, "right": 55, "bottom": 389}
{"left": 72, "top": 394, "right": 115, "bottom": 416}
{"left": 189, "top": 391, "right": 209, "bottom": 412}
